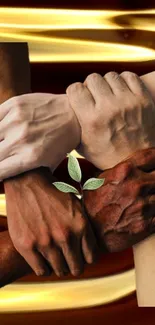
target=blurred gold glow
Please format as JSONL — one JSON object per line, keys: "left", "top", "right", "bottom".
{"left": 1, "top": 32, "right": 155, "bottom": 62}
{"left": 0, "top": 8, "right": 154, "bottom": 31}
{"left": 0, "top": 269, "right": 135, "bottom": 313}
{"left": 0, "top": 194, "right": 6, "bottom": 216}
{"left": 0, "top": 7, "right": 154, "bottom": 62}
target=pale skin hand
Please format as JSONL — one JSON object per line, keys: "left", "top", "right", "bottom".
{"left": 132, "top": 74, "right": 155, "bottom": 306}
{"left": 0, "top": 71, "right": 154, "bottom": 180}
{"left": 67, "top": 71, "right": 155, "bottom": 170}
{"left": 0, "top": 93, "right": 81, "bottom": 179}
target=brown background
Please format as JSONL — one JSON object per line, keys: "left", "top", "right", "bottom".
{"left": 0, "top": 0, "right": 155, "bottom": 323}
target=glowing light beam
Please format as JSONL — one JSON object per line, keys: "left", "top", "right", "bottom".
{"left": 0, "top": 32, "right": 154, "bottom": 62}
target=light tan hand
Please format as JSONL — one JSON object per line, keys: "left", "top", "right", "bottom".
{"left": 67, "top": 71, "right": 155, "bottom": 170}
{"left": 0, "top": 93, "right": 80, "bottom": 179}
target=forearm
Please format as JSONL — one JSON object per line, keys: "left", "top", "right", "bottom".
{"left": 132, "top": 73, "right": 155, "bottom": 306}
{"left": 0, "top": 44, "right": 43, "bottom": 284}
{"left": 0, "top": 167, "right": 55, "bottom": 287}
{"left": 0, "top": 43, "right": 79, "bottom": 286}
{"left": 133, "top": 235, "right": 155, "bottom": 306}
{"left": 0, "top": 231, "right": 32, "bottom": 287}
{"left": 96, "top": 72, "right": 155, "bottom": 306}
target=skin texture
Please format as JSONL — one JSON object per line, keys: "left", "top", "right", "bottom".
{"left": 1, "top": 147, "right": 155, "bottom": 288}
{"left": 5, "top": 168, "right": 97, "bottom": 277}
{"left": 1, "top": 43, "right": 96, "bottom": 278}
{"left": 0, "top": 43, "right": 155, "bottom": 291}
{"left": 67, "top": 70, "right": 155, "bottom": 306}
{"left": 84, "top": 148, "right": 155, "bottom": 252}
{"left": 67, "top": 71, "right": 155, "bottom": 170}
{"left": 1, "top": 71, "right": 155, "bottom": 178}
{"left": 0, "top": 93, "right": 80, "bottom": 179}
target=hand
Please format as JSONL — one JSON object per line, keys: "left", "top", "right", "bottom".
{"left": 0, "top": 93, "right": 80, "bottom": 180}
{"left": 84, "top": 148, "right": 155, "bottom": 252}
{"left": 66, "top": 71, "right": 155, "bottom": 170}
{"left": 5, "top": 168, "right": 97, "bottom": 277}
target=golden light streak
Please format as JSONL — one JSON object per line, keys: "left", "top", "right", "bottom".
{"left": 0, "top": 7, "right": 154, "bottom": 62}
{"left": 0, "top": 269, "right": 135, "bottom": 313}
{"left": 0, "top": 194, "right": 6, "bottom": 216}
{"left": 0, "top": 32, "right": 154, "bottom": 62}
{"left": 0, "top": 8, "right": 154, "bottom": 31}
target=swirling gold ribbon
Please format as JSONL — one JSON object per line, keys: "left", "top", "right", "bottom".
{"left": 0, "top": 8, "right": 154, "bottom": 62}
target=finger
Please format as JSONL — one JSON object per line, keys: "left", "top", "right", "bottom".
{"left": 18, "top": 248, "right": 51, "bottom": 276}
{"left": 139, "top": 179, "right": 155, "bottom": 196}
{"left": 124, "top": 196, "right": 155, "bottom": 218}
{"left": 104, "top": 71, "right": 131, "bottom": 95}
{"left": 129, "top": 148, "right": 155, "bottom": 172}
{"left": 40, "top": 245, "right": 69, "bottom": 277}
{"left": 143, "top": 195, "right": 155, "bottom": 219}
{"left": 84, "top": 73, "right": 113, "bottom": 101}
{"left": 82, "top": 223, "right": 98, "bottom": 264}
{"left": 62, "top": 236, "right": 84, "bottom": 276}
{"left": 121, "top": 71, "right": 147, "bottom": 95}
{"left": 66, "top": 82, "right": 94, "bottom": 117}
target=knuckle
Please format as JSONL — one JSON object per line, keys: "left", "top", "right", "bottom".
{"left": 121, "top": 71, "right": 138, "bottom": 80}
{"left": 85, "top": 72, "right": 100, "bottom": 83}
{"left": 56, "top": 228, "right": 70, "bottom": 245}
{"left": 16, "top": 236, "right": 35, "bottom": 251}
{"left": 76, "top": 218, "right": 87, "bottom": 234}
{"left": 105, "top": 71, "right": 118, "bottom": 79}
{"left": 38, "top": 235, "right": 51, "bottom": 250}
{"left": 67, "top": 82, "right": 83, "bottom": 94}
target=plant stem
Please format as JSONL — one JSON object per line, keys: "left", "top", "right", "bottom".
{"left": 79, "top": 183, "right": 85, "bottom": 217}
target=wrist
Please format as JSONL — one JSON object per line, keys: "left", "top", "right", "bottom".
{"left": 65, "top": 95, "right": 81, "bottom": 151}
{"left": 50, "top": 94, "right": 81, "bottom": 172}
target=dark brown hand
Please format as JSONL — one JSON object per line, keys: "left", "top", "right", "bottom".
{"left": 84, "top": 147, "right": 155, "bottom": 252}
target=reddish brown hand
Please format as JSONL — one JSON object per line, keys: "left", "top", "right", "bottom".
{"left": 5, "top": 167, "right": 97, "bottom": 277}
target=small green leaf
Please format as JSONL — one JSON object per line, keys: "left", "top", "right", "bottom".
{"left": 68, "top": 154, "right": 82, "bottom": 182}
{"left": 83, "top": 178, "right": 105, "bottom": 190}
{"left": 53, "top": 182, "right": 80, "bottom": 194}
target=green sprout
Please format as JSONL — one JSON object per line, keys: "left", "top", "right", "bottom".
{"left": 52, "top": 154, "right": 105, "bottom": 203}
